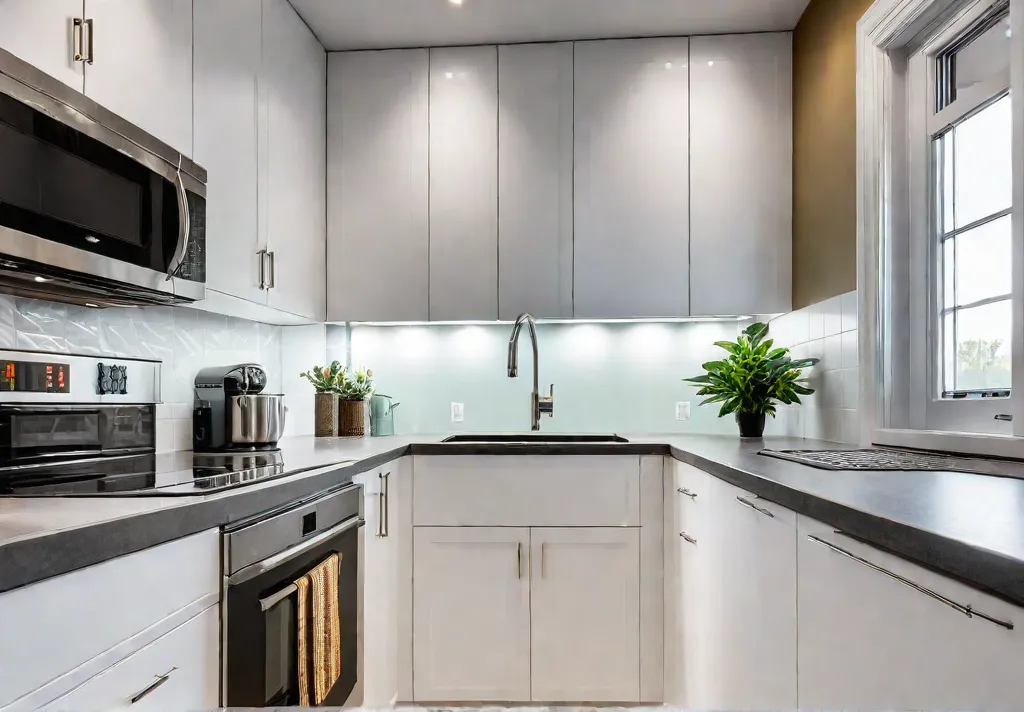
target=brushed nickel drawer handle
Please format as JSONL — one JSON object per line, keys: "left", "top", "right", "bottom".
{"left": 130, "top": 667, "right": 176, "bottom": 704}
{"left": 736, "top": 495, "right": 775, "bottom": 518}
{"left": 516, "top": 542, "right": 522, "bottom": 579}
{"left": 72, "top": 18, "right": 85, "bottom": 62}
{"left": 677, "top": 488, "right": 697, "bottom": 499}
{"left": 807, "top": 534, "right": 1014, "bottom": 630}
{"left": 679, "top": 532, "right": 697, "bottom": 545}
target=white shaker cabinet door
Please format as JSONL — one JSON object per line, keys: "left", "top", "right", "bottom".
{"left": 689, "top": 33, "right": 792, "bottom": 316}
{"left": 428, "top": 46, "right": 498, "bottom": 321}
{"left": 263, "top": 0, "right": 327, "bottom": 322}
{"left": 573, "top": 38, "right": 690, "bottom": 318}
{"left": 530, "top": 527, "right": 641, "bottom": 703}
{"left": 413, "top": 526, "right": 531, "bottom": 702}
{"left": 82, "top": 0, "right": 193, "bottom": 155}
{"left": 703, "top": 475, "right": 798, "bottom": 711}
{"left": 497, "top": 42, "right": 574, "bottom": 320}
{"left": 327, "top": 49, "right": 429, "bottom": 322}
{"left": 0, "top": 0, "right": 84, "bottom": 90}
{"left": 798, "top": 516, "right": 1024, "bottom": 710}
{"left": 193, "top": 0, "right": 264, "bottom": 306}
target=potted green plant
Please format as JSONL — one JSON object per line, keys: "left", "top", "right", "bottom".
{"left": 334, "top": 366, "right": 375, "bottom": 436}
{"left": 300, "top": 361, "right": 344, "bottom": 437}
{"left": 683, "top": 322, "right": 819, "bottom": 438}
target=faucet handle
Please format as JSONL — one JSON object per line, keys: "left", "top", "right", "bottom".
{"left": 539, "top": 384, "right": 554, "bottom": 416}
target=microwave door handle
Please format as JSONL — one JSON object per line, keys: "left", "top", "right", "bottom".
{"left": 166, "top": 164, "right": 191, "bottom": 280}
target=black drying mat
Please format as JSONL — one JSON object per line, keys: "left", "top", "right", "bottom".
{"left": 760, "top": 448, "right": 1024, "bottom": 479}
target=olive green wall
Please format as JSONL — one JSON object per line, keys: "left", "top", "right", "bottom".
{"left": 792, "top": 0, "right": 875, "bottom": 309}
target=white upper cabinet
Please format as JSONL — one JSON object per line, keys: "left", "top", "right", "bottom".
{"left": 797, "top": 516, "right": 1024, "bottom": 710}
{"left": 263, "top": 0, "right": 327, "bottom": 322}
{"left": 327, "top": 49, "right": 429, "bottom": 322}
{"left": 530, "top": 527, "right": 641, "bottom": 702}
{"left": 0, "top": 0, "right": 84, "bottom": 90}
{"left": 193, "top": 0, "right": 263, "bottom": 306}
{"left": 82, "top": 0, "right": 194, "bottom": 155}
{"left": 497, "top": 43, "right": 574, "bottom": 320}
{"left": 689, "top": 33, "right": 792, "bottom": 316}
{"left": 573, "top": 38, "right": 690, "bottom": 318}
{"left": 428, "top": 46, "right": 498, "bottom": 321}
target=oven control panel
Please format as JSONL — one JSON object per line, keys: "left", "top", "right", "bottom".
{"left": 0, "top": 360, "right": 70, "bottom": 393}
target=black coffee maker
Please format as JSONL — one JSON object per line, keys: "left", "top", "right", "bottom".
{"left": 193, "top": 364, "right": 285, "bottom": 452}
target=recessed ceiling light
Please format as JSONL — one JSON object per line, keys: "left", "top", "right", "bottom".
{"left": 33, "top": 276, "right": 49, "bottom": 283}
{"left": 664, "top": 62, "right": 672, "bottom": 69}
{"left": 449, "top": 0, "right": 463, "bottom": 5}
{"left": 445, "top": 71, "right": 454, "bottom": 79}
{"left": 707, "top": 60, "right": 714, "bottom": 67}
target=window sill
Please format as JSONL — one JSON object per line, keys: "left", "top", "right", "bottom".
{"left": 874, "top": 428, "right": 1024, "bottom": 459}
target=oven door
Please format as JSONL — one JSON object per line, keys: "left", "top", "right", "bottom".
{"left": 223, "top": 488, "right": 362, "bottom": 707}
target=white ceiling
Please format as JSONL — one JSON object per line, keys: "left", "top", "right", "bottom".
{"left": 290, "top": 0, "right": 813, "bottom": 51}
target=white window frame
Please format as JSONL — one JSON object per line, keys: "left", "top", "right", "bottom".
{"left": 859, "top": 0, "right": 1024, "bottom": 457}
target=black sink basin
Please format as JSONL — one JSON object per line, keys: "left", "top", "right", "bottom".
{"left": 442, "top": 434, "right": 630, "bottom": 444}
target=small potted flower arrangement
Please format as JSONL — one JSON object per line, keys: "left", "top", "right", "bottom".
{"left": 335, "top": 366, "right": 375, "bottom": 436}
{"left": 300, "top": 361, "right": 344, "bottom": 437}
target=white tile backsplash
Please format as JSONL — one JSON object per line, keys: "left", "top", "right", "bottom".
{"left": 769, "top": 290, "right": 860, "bottom": 444}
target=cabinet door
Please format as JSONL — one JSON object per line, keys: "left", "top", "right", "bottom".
{"left": 689, "top": 33, "right": 792, "bottom": 316}
{"left": 193, "top": 0, "right": 264, "bottom": 306}
{"left": 327, "top": 49, "right": 429, "bottom": 322}
{"left": 0, "top": 0, "right": 84, "bottom": 90}
{"left": 428, "top": 46, "right": 498, "bottom": 321}
{"left": 413, "top": 527, "right": 530, "bottom": 701}
{"left": 798, "top": 516, "right": 1024, "bottom": 710}
{"left": 530, "top": 527, "right": 641, "bottom": 702}
{"left": 264, "top": 0, "right": 327, "bottom": 321}
{"left": 703, "top": 476, "right": 797, "bottom": 710}
{"left": 573, "top": 38, "right": 690, "bottom": 318}
{"left": 44, "top": 605, "right": 219, "bottom": 711}
{"left": 497, "top": 43, "right": 573, "bottom": 320}
{"left": 82, "top": 0, "right": 193, "bottom": 154}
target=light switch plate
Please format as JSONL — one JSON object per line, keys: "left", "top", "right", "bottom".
{"left": 451, "top": 402, "right": 465, "bottom": 423}
{"left": 675, "top": 401, "right": 691, "bottom": 421}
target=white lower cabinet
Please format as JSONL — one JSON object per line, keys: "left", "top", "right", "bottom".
{"left": 530, "top": 528, "right": 640, "bottom": 702}
{"left": 44, "top": 605, "right": 219, "bottom": 711}
{"left": 797, "top": 516, "right": 1024, "bottom": 710}
{"left": 413, "top": 527, "right": 532, "bottom": 702}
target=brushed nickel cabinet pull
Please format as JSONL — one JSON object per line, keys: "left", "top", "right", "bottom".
{"left": 677, "top": 488, "right": 697, "bottom": 499}
{"left": 736, "top": 495, "right": 775, "bottom": 518}
{"left": 130, "top": 667, "right": 176, "bottom": 704}
{"left": 517, "top": 542, "right": 522, "bottom": 579}
{"left": 257, "top": 249, "right": 267, "bottom": 289}
{"left": 267, "top": 250, "right": 276, "bottom": 288}
{"left": 381, "top": 471, "right": 390, "bottom": 537}
{"left": 72, "top": 18, "right": 85, "bottom": 62}
{"left": 679, "top": 532, "right": 697, "bottom": 545}
{"left": 807, "top": 534, "right": 1014, "bottom": 630}
{"left": 85, "top": 18, "right": 94, "bottom": 64}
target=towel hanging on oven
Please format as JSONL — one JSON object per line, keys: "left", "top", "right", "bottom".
{"left": 295, "top": 552, "right": 343, "bottom": 705}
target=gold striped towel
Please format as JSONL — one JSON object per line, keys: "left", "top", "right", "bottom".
{"left": 296, "top": 552, "right": 343, "bottom": 705}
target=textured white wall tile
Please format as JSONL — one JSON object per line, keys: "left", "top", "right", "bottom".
{"left": 0, "top": 294, "right": 14, "bottom": 348}
{"left": 808, "top": 303, "right": 825, "bottom": 341}
{"left": 16, "top": 299, "right": 67, "bottom": 353}
{"left": 98, "top": 309, "right": 140, "bottom": 357}
{"left": 65, "top": 306, "right": 103, "bottom": 354}
{"left": 840, "top": 290, "right": 858, "bottom": 333}
{"left": 281, "top": 324, "right": 327, "bottom": 437}
{"left": 822, "top": 334, "right": 843, "bottom": 371}
{"left": 259, "top": 323, "right": 283, "bottom": 393}
{"left": 841, "top": 368, "right": 860, "bottom": 410}
{"left": 788, "top": 307, "right": 810, "bottom": 347}
{"left": 840, "top": 408, "right": 860, "bottom": 445}
{"left": 155, "top": 419, "right": 175, "bottom": 454}
{"left": 841, "top": 329, "right": 859, "bottom": 369}
{"left": 822, "top": 295, "right": 844, "bottom": 337}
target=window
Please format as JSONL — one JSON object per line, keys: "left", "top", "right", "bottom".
{"left": 931, "top": 4, "right": 1011, "bottom": 399}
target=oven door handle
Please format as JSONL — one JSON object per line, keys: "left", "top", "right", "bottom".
{"left": 226, "top": 514, "right": 364, "bottom": 587}
{"left": 166, "top": 163, "right": 191, "bottom": 280}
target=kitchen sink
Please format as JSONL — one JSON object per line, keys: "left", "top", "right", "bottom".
{"left": 441, "top": 434, "right": 630, "bottom": 444}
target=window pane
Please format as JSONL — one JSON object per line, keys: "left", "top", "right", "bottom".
{"left": 943, "top": 312, "right": 956, "bottom": 392}
{"left": 954, "top": 95, "right": 1011, "bottom": 228}
{"left": 952, "top": 300, "right": 1012, "bottom": 391}
{"left": 955, "top": 15, "right": 1011, "bottom": 94}
{"left": 943, "top": 239, "right": 955, "bottom": 309}
{"left": 935, "top": 132, "right": 955, "bottom": 235}
{"left": 953, "top": 214, "right": 1012, "bottom": 305}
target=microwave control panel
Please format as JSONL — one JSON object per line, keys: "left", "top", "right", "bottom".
{"left": 0, "top": 361, "right": 70, "bottom": 393}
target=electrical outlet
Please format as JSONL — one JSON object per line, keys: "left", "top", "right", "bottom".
{"left": 451, "top": 402, "right": 465, "bottom": 423}
{"left": 675, "top": 401, "right": 691, "bottom": 421}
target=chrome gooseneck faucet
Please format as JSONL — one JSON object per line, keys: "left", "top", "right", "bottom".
{"left": 508, "top": 313, "right": 554, "bottom": 431}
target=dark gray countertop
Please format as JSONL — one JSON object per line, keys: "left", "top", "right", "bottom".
{"left": 2, "top": 434, "right": 1023, "bottom": 608}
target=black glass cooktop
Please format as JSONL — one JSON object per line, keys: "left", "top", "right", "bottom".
{"left": 0, "top": 451, "right": 299, "bottom": 497}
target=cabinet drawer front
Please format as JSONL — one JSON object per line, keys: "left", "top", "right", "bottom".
{"left": 44, "top": 605, "right": 220, "bottom": 711}
{"left": 0, "top": 529, "right": 219, "bottom": 707}
{"left": 413, "top": 456, "right": 640, "bottom": 526}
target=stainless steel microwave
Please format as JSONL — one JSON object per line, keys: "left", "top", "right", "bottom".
{"left": 0, "top": 47, "right": 205, "bottom": 307}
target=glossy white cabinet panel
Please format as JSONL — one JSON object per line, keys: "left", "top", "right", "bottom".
{"left": 497, "top": 43, "right": 574, "bottom": 319}
{"left": 193, "top": 0, "right": 264, "bottom": 306}
{"left": 573, "top": 38, "right": 690, "bottom": 318}
{"left": 43, "top": 605, "right": 219, "bottom": 711}
{"left": 327, "top": 49, "right": 429, "bottom": 322}
{"left": 82, "top": 0, "right": 193, "bottom": 155}
{"left": 530, "top": 527, "right": 641, "bottom": 702}
{"left": 264, "top": 0, "right": 327, "bottom": 322}
{"left": 428, "top": 46, "right": 498, "bottom": 321}
{"left": 0, "top": 0, "right": 84, "bottom": 90}
{"left": 412, "top": 526, "right": 531, "bottom": 702}
{"left": 797, "top": 516, "right": 1024, "bottom": 710}
{"left": 689, "top": 33, "right": 792, "bottom": 316}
